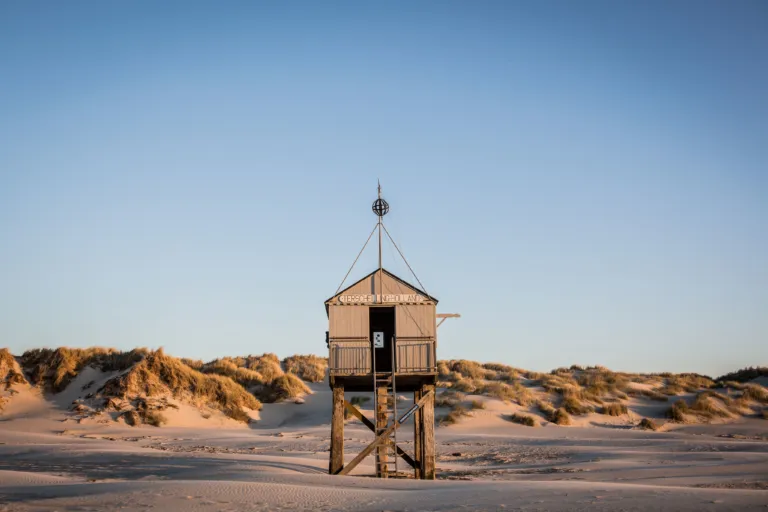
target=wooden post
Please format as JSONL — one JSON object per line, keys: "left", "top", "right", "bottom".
{"left": 413, "top": 388, "right": 423, "bottom": 479}
{"left": 330, "top": 384, "right": 345, "bottom": 475}
{"left": 422, "top": 383, "right": 436, "bottom": 480}
{"left": 376, "top": 385, "right": 388, "bottom": 478}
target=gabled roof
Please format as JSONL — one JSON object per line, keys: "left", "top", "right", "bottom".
{"left": 325, "top": 267, "right": 438, "bottom": 305}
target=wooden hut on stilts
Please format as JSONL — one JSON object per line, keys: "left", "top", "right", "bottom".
{"left": 326, "top": 183, "right": 439, "bottom": 479}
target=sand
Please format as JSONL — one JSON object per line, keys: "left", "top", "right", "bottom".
{"left": 1, "top": 381, "right": 767, "bottom": 511}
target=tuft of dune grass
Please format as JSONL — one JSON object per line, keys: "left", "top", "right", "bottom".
{"left": 283, "top": 354, "right": 327, "bottom": 383}
{"left": 741, "top": 385, "right": 768, "bottom": 404}
{"left": 688, "top": 393, "right": 732, "bottom": 419}
{"left": 439, "top": 404, "right": 470, "bottom": 426}
{"left": 470, "top": 399, "right": 485, "bottom": 410}
{"left": 638, "top": 418, "right": 659, "bottom": 430}
{"left": 536, "top": 399, "right": 556, "bottom": 418}
{"left": 0, "top": 348, "right": 27, "bottom": 388}
{"left": 552, "top": 408, "right": 572, "bottom": 425}
{"left": 256, "top": 373, "right": 310, "bottom": 402}
{"left": 449, "top": 360, "right": 494, "bottom": 380}
{"left": 562, "top": 395, "right": 593, "bottom": 415}
{"left": 667, "top": 399, "right": 689, "bottom": 423}
{"left": 600, "top": 403, "right": 628, "bottom": 416}
{"left": 640, "top": 389, "right": 669, "bottom": 402}
{"left": 507, "top": 413, "right": 536, "bottom": 426}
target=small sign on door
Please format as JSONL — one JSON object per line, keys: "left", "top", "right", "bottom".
{"left": 373, "top": 332, "right": 384, "bottom": 348}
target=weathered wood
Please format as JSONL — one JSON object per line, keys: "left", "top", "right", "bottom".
{"left": 376, "top": 385, "right": 388, "bottom": 478}
{"left": 336, "top": 390, "right": 433, "bottom": 476}
{"left": 330, "top": 385, "right": 345, "bottom": 475}
{"left": 343, "top": 400, "right": 416, "bottom": 469}
{"left": 422, "top": 383, "right": 435, "bottom": 480}
{"left": 413, "top": 388, "right": 423, "bottom": 479}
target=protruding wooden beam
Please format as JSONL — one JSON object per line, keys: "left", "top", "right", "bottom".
{"left": 330, "top": 384, "right": 345, "bottom": 475}
{"left": 436, "top": 313, "right": 461, "bottom": 328}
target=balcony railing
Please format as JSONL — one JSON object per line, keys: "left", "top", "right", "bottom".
{"left": 329, "top": 337, "right": 436, "bottom": 375}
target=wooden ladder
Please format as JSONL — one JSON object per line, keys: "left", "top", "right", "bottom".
{"left": 374, "top": 374, "right": 398, "bottom": 477}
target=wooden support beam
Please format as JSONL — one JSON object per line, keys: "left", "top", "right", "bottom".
{"left": 336, "top": 390, "right": 433, "bottom": 476}
{"left": 330, "top": 385, "right": 345, "bottom": 475}
{"left": 343, "top": 400, "right": 416, "bottom": 469}
{"left": 413, "top": 388, "right": 423, "bottom": 479}
{"left": 422, "top": 383, "right": 436, "bottom": 480}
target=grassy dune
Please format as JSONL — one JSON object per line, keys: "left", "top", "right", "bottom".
{"left": 3, "top": 347, "right": 766, "bottom": 430}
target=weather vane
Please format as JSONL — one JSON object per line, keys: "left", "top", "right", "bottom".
{"left": 372, "top": 179, "right": 389, "bottom": 217}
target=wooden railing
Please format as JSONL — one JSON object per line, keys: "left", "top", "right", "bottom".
{"left": 329, "top": 337, "right": 436, "bottom": 375}
{"left": 329, "top": 338, "right": 371, "bottom": 375}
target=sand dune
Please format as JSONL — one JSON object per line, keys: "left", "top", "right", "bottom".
{"left": 1, "top": 348, "right": 767, "bottom": 510}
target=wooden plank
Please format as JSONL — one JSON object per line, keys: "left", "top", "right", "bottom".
{"left": 336, "top": 390, "right": 433, "bottom": 476}
{"left": 344, "top": 400, "right": 416, "bottom": 470}
{"left": 413, "top": 388, "right": 423, "bottom": 479}
{"left": 330, "top": 385, "right": 345, "bottom": 474}
{"left": 422, "top": 383, "right": 435, "bottom": 480}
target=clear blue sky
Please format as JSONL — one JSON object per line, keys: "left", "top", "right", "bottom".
{"left": 1, "top": 1, "right": 766, "bottom": 377}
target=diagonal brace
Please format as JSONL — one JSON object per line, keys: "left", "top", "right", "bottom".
{"left": 344, "top": 400, "right": 416, "bottom": 469}
{"left": 336, "top": 390, "right": 433, "bottom": 476}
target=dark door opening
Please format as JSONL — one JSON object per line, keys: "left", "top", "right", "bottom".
{"left": 369, "top": 307, "right": 395, "bottom": 373}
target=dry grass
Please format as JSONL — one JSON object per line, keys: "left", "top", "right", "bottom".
{"left": 552, "top": 408, "right": 572, "bottom": 425}
{"left": 0, "top": 348, "right": 27, "bottom": 388}
{"left": 201, "top": 354, "right": 310, "bottom": 403}
{"left": 667, "top": 399, "right": 689, "bottom": 422}
{"left": 449, "top": 360, "right": 492, "bottom": 380}
{"left": 600, "top": 403, "right": 628, "bottom": 416}
{"left": 345, "top": 395, "right": 370, "bottom": 419}
{"left": 480, "top": 381, "right": 515, "bottom": 401}
{"left": 100, "top": 349, "right": 261, "bottom": 423}
{"left": 439, "top": 404, "right": 470, "bottom": 426}
{"left": 436, "top": 390, "right": 465, "bottom": 408}
{"left": 201, "top": 359, "right": 266, "bottom": 388}
{"left": 638, "top": 418, "right": 659, "bottom": 430}
{"left": 507, "top": 413, "right": 536, "bottom": 426}
{"left": 452, "top": 378, "right": 481, "bottom": 393}
{"left": 742, "top": 385, "right": 768, "bottom": 404}
{"left": 143, "top": 410, "right": 168, "bottom": 427}
{"left": 762, "top": 409, "right": 768, "bottom": 420}
{"left": 20, "top": 347, "right": 148, "bottom": 393}
{"left": 180, "top": 358, "right": 204, "bottom": 370}
{"left": 716, "top": 366, "right": 768, "bottom": 384}
{"left": 562, "top": 395, "right": 593, "bottom": 415}
{"left": 257, "top": 373, "right": 310, "bottom": 402}
{"left": 283, "top": 355, "right": 327, "bottom": 383}
{"left": 688, "top": 393, "right": 732, "bottom": 419}
{"left": 640, "top": 389, "right": 669, "bottom": 402}
{"left": 536, "top": 399, "right": 556, "bottom": 418}
{"left": 244, "top": 353, "right": 283, "bottom": 382}
{"left": 470, "top": 399, "right": 486, "bottom": 410}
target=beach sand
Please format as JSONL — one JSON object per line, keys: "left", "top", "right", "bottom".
{"left": 1, "top": 380, "right": 767, "bottom": 511}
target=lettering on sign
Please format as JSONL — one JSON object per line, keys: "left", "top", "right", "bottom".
{"left": 373, "top": 332, "right": 384, "bottom": 348}
{"left": 338, "top": 294, "right": 425, "bottom": 304}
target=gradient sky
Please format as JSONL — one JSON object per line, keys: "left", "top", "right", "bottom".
{"left": 1, "top": 1, "right": 766, "bottom": 377}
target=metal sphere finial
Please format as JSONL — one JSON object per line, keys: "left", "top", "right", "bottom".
{"left": 372, "top": 197, "right": 389, "bottom": 217}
